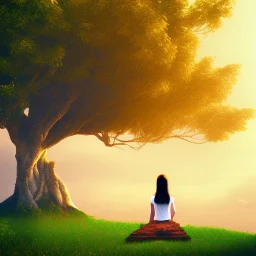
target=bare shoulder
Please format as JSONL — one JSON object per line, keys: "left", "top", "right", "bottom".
{"left": 170, "top": 196, "right": 175, "bottom": 203}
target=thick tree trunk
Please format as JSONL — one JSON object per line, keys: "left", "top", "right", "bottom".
{"left": 0, "top": 143, "right": 85, "bottom": 217}
{"left": 34, "top": 150, "right": 76, "bottom": 210}
{"left": 14, "top": 142, "right": 40, "bottom": 210}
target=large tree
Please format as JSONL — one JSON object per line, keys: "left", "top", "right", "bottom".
{"left": 0, "top": 0, "right": 254, "bottom": 216}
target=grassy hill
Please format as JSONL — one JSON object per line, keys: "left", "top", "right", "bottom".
{"left": 0, "top": 215, "right": 255, "bottom": 256}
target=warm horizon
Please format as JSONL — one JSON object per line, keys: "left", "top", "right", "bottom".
{"left": 0, "top": 0, "right": 255, "bottom": 234}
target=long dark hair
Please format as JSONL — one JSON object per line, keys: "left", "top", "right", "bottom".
{"left": 154, "top": 174, "right": 170, "bottom": 204}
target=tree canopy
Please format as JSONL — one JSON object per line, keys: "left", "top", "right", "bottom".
{"left": 0, "top": 0, "right": 254, "bottom": 149}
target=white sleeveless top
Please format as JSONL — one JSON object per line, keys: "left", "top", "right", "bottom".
{"left": 150, "top": 195, "right": 176, "bottom": 221}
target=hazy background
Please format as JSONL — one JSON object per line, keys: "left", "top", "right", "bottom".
{"left": 0, "top": 0, "right": 255, "bottom": 233}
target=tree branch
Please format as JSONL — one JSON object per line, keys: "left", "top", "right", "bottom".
{"left": 5, "top": 113, "right": 28, "bottom": 145}
{"left": 40, "top": 91, "right": 79, "bottom": 141}
{"left": 93, "top": 132, "right": 144, "bottom": 150}
{"left": 42, "top": 85, "right": 121, "bottom": 149}
{"left": 168, "top": 134, "right": 208, "bottom": 144}
{"left": 42, "top": 117, "right": 93, "bottom": 149}
{"left": 28, "top": 83, "right": 80, "bottom": 145}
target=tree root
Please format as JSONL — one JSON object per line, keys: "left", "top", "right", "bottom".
{"left": 0, "top": 150, "right": 88, "bottom": 218}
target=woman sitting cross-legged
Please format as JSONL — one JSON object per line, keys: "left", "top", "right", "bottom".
{"left": 149, "top": 174, "right": 176, "bottom": 223}
{"left": 127, "top": 174, "right": 190, "bottom": 241}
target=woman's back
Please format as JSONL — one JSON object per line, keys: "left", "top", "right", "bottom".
{"left": 149, "top": 174, "right": 176, "bottom": 222}
{"left": 151, "top": 195, "right": 176, "bottom": 221}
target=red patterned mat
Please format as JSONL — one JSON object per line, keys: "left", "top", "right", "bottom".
{"left": 126, "top": 220, "right": 191, "bottom": 242}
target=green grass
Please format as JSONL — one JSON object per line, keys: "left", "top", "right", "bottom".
{"left": 0, "top": 215, "right": 255, "bottom": 256}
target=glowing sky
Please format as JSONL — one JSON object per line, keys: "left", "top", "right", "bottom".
{"left": 0, "top": 0, "right": 255, "bottom": 233}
